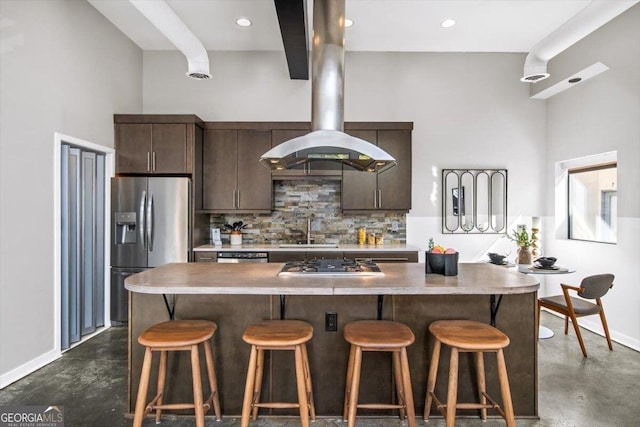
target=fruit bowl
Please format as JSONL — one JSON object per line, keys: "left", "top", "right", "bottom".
{"left": 487, "top": 253, "right": 507, "bottom": 264}
{"left": 535, "top": 257, "right": 557, "bottom": 267}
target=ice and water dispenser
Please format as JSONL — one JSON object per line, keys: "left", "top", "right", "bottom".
{"left": 114, "top": 212, "right": 137, "bottom": 244}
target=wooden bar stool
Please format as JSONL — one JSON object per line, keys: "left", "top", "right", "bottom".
{"left": 133, "top": 320, "right": 221, "bottom": 427}
{"left": 240, "top": 320, "right": 315, "bottom": 427}
{"left": 424, "top": 320, "right": 515, "bottom": 427}
{"left": 343, "top": 320, "right": 416, "bottom": 427}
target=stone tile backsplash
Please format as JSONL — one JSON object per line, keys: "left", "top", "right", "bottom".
{"left": 208, "top": 180, "right": 406, "bottom": 245}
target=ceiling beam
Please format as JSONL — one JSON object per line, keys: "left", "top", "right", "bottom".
{"left": 274, "top": 0, "right": 309, "bottom": 80}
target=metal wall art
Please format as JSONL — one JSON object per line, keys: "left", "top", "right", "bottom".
{"left": 442, "top": 169, "right": 508, "bottom": 234}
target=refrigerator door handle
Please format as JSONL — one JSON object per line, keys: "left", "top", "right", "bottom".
{"left": 147, "top": 192, "right": 154, "bottom": 251}
{"left": 139, "top": 190, "right": 147, "bottom": 249}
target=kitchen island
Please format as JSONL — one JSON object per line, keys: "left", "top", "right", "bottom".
{"left": 125, "top": 262, "right": 539, "bottom": 418}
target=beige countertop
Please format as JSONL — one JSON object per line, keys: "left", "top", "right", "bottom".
{"left": 124, "top": 262, "right": 539, "bottom": 296}
{"left": 193, "top": 243, "right": 420, "bottom": 252}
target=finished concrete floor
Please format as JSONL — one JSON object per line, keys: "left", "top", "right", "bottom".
{"left": 1, "top": 312, "right": 639, "bottom": 426}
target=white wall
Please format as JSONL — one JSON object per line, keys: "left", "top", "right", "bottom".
{"left": 0, "top": 0, "right": 142, "bottom": 383}
{"left": 541, "top": 5, "right": 640, "bottom": 350}
{"left": 142, "top": 50, "right": 546, "bottom": 261}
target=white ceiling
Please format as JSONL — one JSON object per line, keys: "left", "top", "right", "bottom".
{"left": 87, "top": 0, "right": 593, "bottom": 53}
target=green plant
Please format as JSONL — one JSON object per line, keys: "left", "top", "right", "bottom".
{"left": 508, "top": 225, "right": 534, "bottom": 248}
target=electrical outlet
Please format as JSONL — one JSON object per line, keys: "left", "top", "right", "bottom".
{"left": 391, "top": 221, "right": 399, "bottom": 232}
{"left": 325, "top": 312, "right": 338, "bottom": 331}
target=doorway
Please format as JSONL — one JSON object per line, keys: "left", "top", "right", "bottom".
{"left": 55, "top": 133, "right": 114, "bottom": 351}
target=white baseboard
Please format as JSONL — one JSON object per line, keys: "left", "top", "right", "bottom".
{"left": 1, "top": 326, "right": 112, "bottom": 389}
{"left": 542, "top": 309, "right": 640, "bottom": 352}
{"left": 0, "top": 348, "right": 61, "bottom": 389}
{"left": 62, "top": 326, "right": 111, "bottom": 354}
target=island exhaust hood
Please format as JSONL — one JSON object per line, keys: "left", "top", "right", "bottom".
{"left": 260, "top": 0, "right": 396, "bottom": 173}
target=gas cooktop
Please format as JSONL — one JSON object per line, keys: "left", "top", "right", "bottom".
{"left": 278, "top": 258, "right": 384, "bottom": 277}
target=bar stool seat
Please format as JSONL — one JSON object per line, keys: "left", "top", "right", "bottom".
{"left": 133, "top": 320, "right": 221, "bottom": 427}
{"left": 343, "top": 320, "right": 416, "bottom": 427}
{"left": 424, "top": 320, "right": 515, "bottom": 427}
{"left": 241, "top": 320, "right": 315, "bottom": 427}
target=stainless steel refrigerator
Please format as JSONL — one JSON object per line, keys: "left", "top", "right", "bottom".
{"left": 110, "top": 177, "right": 190, "bottom": 324}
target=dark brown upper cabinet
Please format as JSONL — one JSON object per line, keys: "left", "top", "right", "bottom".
{"left": 342, "top": 128, "right": 412, "bottom": 212}
{"left": 114, "top": 115, "right": 201, "bottom": 175}
{"left": 202, "top": 129, "right": 272, "bottom": 213}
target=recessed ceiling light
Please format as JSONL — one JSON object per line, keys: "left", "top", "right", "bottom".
{"left": 441, "top": 19, "right": 456, "bottom": 28}
{"left": 236, "top": 17, "right": 252, "bottom": 27}
{"left": 345, "top": 18, "right": 354, "bottom": 28}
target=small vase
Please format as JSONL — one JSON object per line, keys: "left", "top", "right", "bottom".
{"left": 230, "top": 231, "right": 242, "bottom": 246}
{"left": 531, "top": 228, "right": 540, "bottom": 257}
{"left": 517, "top": 246, "right": 532, "bottom": 265}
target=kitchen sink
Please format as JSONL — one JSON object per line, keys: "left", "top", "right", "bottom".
{"left": 278, "top": 243, "right": 339, "bottom": 248}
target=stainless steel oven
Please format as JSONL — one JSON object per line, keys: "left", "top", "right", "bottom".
{"left": 216, "top": 252, "right": 269, "bottom": 263}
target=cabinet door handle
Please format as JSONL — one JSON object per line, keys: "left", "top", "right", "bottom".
{"left": 152, "top": 151, "right": 156, "bottom": 171}
{"left": 147, "top": 152, "right": 151, "bottom": 172}
{"left": 237, "top": 190, "right": 240, "bottom": 208}
{"left": 378, "top": 190, "right": 382, "bottom": 208}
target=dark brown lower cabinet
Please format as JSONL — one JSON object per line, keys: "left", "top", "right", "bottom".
{"left": 344, "top": 251, "right": 418, "bottom": 263}
{"left": 269, "top": 251, "right": 344, "bottom": 263}
{"left": 194, "top": 252, "right": 217, "bottom": 262}
{"left": 269, "top": 251, "right": 418, "bottom": 263}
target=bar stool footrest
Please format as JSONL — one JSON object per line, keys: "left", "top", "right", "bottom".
{"left": 253, "top": 402, "right": 304, "bottom": 409}
{"left": 454, "top": 403, "right": 495, "bottom": 409}
{"left": 429, "top": 392, "right": 505, "bottom": 417}
{"left": 358, "top": 403, "right": 405, "bottom": 410}
{"left": 151, "top": 403, "right": 198, "bottom": 410}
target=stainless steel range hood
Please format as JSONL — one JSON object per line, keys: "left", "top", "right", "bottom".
{"left": 260, "top": 0, "right": 396, "bottom": 173}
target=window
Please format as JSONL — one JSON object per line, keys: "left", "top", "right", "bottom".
{"left": 568, "top": 163, "right": 617, "bottom": 243}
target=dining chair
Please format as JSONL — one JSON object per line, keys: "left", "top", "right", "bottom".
{"left": 538, "top": 274, "right": 614, "bottom": 357}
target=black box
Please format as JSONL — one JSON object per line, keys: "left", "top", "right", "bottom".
{"left": 426, "top": 252, "right": 459, "bottom": 276}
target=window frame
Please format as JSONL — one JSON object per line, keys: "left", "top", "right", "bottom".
{"left": 567, "top": 161, "right": 617, "bottom": 244}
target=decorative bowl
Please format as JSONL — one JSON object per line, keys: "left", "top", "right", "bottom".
{"left": 535, "top": 257, "right": 557, "bottom": 267}
{"left": 487, "top": 253, "right": 506, "bottom": 264}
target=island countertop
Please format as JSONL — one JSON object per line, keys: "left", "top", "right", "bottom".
{"left": 124, "top": 262, "right": 539, "bottom": 295}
